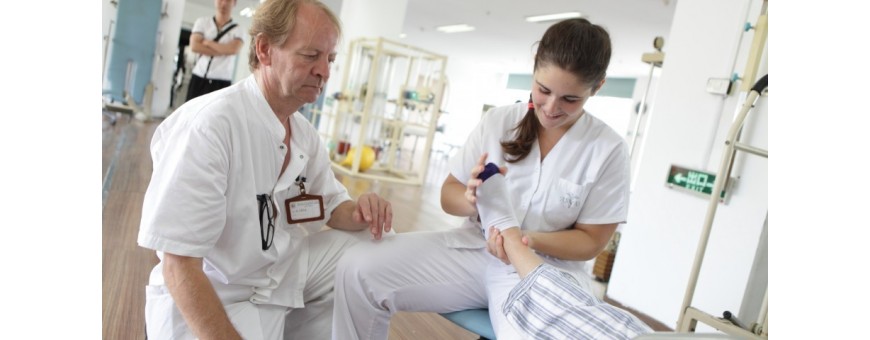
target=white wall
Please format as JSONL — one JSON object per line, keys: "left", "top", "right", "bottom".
{"left": 102, "top": 1, "right": 119, "bottom": 81}
{"left": 626, "top": 71, "right": 661, "bottom": 190}
{"left": 606, "top": 0, "right": 768, "bottom": 331}
{"left": 439, "top": 59, "right": 511, "bottom": 146}
{"left": 150, "top": 0, "right": 187, "bottom": 118}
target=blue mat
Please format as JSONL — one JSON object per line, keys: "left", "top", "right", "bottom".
{"left": 440, "top": 309, "right": 495, "bottom": 340}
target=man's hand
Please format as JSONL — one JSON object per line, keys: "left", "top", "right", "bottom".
{"left": 352, "top": 192, "right": 393, "bottom": 240}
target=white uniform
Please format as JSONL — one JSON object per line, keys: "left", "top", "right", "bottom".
{"left": 332, "top": 102, "right": 630, "bottom": 340}
{"left": 191, "top": 16, "right": 244, "bottom": 81}
{"left": 139, "top": 75, "right": 368, "bottom": 340}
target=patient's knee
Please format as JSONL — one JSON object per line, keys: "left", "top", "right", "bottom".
{"left": 335, "top": 242, "right": 380, "bottom": 286}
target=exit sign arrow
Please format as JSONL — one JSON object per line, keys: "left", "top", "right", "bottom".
{"left": 667, "top": 165, "right": 727, "bottom": 200}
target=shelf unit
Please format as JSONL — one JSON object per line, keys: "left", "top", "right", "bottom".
{"left": 314, "top": 37, "right": 447, "bottom": 185}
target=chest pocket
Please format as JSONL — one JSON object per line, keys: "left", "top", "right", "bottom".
{"left": 543, "top": 178, "right": 589, "bottom": 230}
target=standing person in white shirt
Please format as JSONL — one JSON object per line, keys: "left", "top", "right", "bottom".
{"left": 185, "top": 0, "right": 245, "bottom": 102}
{"left": 333, "top": 18, "right": 629, "bottom": 340}
{"left": 138, "top": 1, "right": 393, "bottom": 339}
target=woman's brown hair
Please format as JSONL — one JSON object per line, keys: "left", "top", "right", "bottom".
{"left": 500, "top": 18, "right": 612, "bottom": 163}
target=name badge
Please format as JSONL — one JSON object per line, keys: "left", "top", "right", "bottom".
{"left": 286, "top": 175, "right": 325, "bottom": 223}
{"left": 285, "top": 194, "right": 325, "bottom": 223}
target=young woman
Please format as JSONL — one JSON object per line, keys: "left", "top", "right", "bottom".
{"left": 332, "top": 18, "right": 630, "bottom": 340}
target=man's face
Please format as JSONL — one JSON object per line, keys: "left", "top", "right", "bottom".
{"left": 215, "top": 0, "right": 235, "bottom": 15}
{"left": 264, "top": 4, "right": 338, "bottom": 107}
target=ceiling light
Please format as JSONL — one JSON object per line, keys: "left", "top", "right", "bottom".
{"left": 436, "top": 24, "right": 475, "bottom": 33}
{"left": 399, "top": 33, "right": 407, "bottom": 39}
{"left": 525, "top": 11, "right": 582, "bottom": 23}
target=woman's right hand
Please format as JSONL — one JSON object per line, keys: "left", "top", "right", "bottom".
{"left": 464, "top": 153, "right": 488, "bottom": 205}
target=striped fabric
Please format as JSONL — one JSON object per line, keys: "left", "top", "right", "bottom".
{"left": 503, "top": 264, "right": 653, "bottom": 340}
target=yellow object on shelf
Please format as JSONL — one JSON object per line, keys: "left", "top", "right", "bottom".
{"left": 340, "top": 146, "right": 376, "bottom": 172}
{"left": 322, "top": 37, "right": 448, "bottom": 185}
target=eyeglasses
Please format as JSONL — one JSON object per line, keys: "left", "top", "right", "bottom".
{"left": 257, "top": 194, "right": 275, "bottom": 251}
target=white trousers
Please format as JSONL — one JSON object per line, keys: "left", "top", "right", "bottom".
{"left": 332, "top": 229, "right": 544, "bottom": 340}
{"left": 145, "top": 228, "right": 375, "bottom": 340}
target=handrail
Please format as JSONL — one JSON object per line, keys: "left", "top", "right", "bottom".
{"left": 677, "top": 75, "right": 768, "bottom": 337}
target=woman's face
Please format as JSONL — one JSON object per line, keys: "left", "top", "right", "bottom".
{"left": 531, "top": 64, "right": 602, "bottom": 133}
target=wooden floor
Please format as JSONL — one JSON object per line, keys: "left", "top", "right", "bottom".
{"left": 101, "top": 111, "right": 479, "bottom": 340}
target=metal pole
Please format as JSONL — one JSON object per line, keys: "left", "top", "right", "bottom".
{"left": 755, "top": 287, "right": 768, "bottom": 335}
{"left": 628, "top": 62, "right": 656, "bottom": 158}
{"left": 103, "top": 20, "right": 115, "bottom": 82}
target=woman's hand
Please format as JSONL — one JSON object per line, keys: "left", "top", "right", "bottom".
{"left": 487, "top": 227, "right": 528, "bottom": 265}
{"left": 464, "top": 153, "right": 507, "bottom": 205}
{"left": 464, "top": 154, "right": 489, "bottom": 205}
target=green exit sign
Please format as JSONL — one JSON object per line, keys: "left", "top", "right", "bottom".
{"left": 666, "top": 165, "right": 728, "bottom": 200}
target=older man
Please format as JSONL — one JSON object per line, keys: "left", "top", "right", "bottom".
{"left": 138, "top": 1, "right": 393, "bottom": 339}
